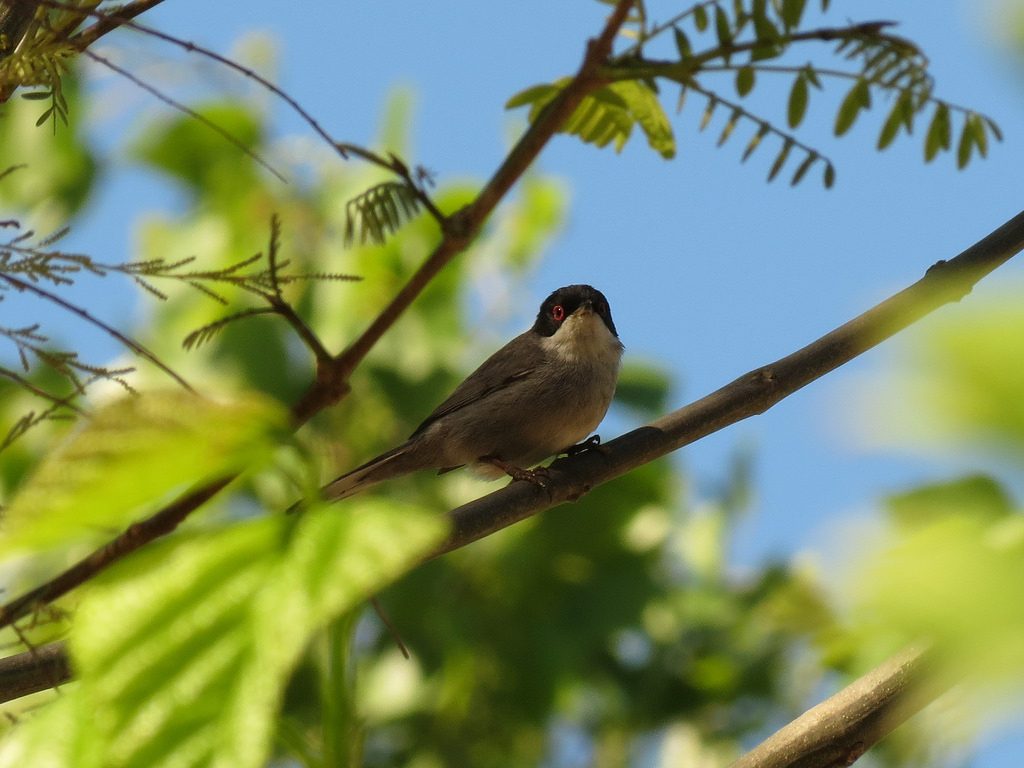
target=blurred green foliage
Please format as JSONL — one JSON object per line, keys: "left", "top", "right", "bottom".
{"left": 0, "top": 45, "right": 875, "bottom": 768}
{"left": 847, "top": 301, "right": 1024, "bottom": 746}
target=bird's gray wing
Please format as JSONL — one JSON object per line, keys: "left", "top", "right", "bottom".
{"left": 409, "top": 332, "right": 546, "bottom": 439}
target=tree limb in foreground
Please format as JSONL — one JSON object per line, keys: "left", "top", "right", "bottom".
{"left": 3, "top": 208, "right": 1024, "bottom": 709}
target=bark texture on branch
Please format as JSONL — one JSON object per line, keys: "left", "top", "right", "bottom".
{"left": 730, "top": 646, "right": 934, "bottom": 768}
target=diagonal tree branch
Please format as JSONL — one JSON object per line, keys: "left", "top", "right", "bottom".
{"left": 0, "top": 0, "right": 636, "bottom": 633}
{"left": 434, "top": 208, "right": 1024, "bottom": 555}
{"left": 3, "top": 207, "right": 1024, "bottom": 707}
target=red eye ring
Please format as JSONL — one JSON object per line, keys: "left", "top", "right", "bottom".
{"left": 551, "top": 304, "right": 565, "bottom": 322}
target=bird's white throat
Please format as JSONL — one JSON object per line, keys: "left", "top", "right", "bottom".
{"left": 541, "top": 310, "right": 624, "bottom": 366}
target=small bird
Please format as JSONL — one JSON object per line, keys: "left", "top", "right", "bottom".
{"left": 321, "top": 284, "right": 623, "bottom": 501}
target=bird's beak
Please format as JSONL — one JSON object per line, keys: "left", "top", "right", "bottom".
{"left": 577, "top": 299, "right": 594, "bottom": 315}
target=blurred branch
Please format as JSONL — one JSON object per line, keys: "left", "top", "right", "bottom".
{"left": 0, "top": 640, "right": 70, "bottom": 701}
{"left": 730, "top": 645, "right": 934, "bottom": 768}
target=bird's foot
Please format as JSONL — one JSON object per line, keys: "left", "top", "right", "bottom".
{"left": 481, "top": 456, "right": 551, "bottom": 488}
{"left": 564, "top": 434, "right": 605, "bottom": 457}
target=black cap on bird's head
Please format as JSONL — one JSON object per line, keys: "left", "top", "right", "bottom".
{"left": 532, "top": 284, "right": 618, "bottom": 338}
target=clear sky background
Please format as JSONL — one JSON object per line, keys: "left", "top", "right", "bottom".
{"left": 10, "top": 0, "right": 1024, "bottom": 764}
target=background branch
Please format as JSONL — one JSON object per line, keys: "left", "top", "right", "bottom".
{"left": 730, "top": 645, "right": 934, "bottom": 768}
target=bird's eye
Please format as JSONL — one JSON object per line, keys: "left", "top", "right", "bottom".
{"left": 551, "top": 304, "right": 565, "bottom": 322}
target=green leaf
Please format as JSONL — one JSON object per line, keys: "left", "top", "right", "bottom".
{"left": 735, "top": 66, "right": 755, "bottom": 97}
{"left": 1, "top": 391, "right": 287, "bottom": 554}
{"left": 877, "top": 95, "right": 906, "bottom": 150}
{"left": 505, "top": 82, "right": 561, "bottom": 110}
{"left": 823, "top": 161, "right": 836, "bottom": 188}
{"left": 714, "top": 5, "right": 733, "bottom": 50}
{"left": 610, "top": 81, "right": 676, "bottom": 159}
{"left": 781, "top": 0, "right": 808, "bottom": 29}
{"left": 787, "top": 74, "right": 808, "bottom": 129}
{"left": 956, "top": 116, "right": 973, "bottom": 169}
{"left": 742, "top": 122, "right": 770, "bottom": 162}
{"left": 790, "top": 152, "right": 817, "bottom": 186}
{"left": 924, "top": 102, "right": 951, "bottom": 162}
{"left": 0, "top": 501, "right": 446, "bottom": 768}
{"left": 673, "top": 26, "right": 691, "bottom": 58}
{"left": 693, "top": 4, "right": 709, "bottom": 31}
{"left": 699, "top": 94, "right": 718, "bottom": 131}
{"left": 971, "top": 114, "right": 989, "bottom": 158}
{"left": 717, "top": 107, "right": 741, "bottom": 146}
{"left": 767, "top": 138, "right": 793, "bottom": 181}
{"left": 834, "top": 78, "right": 870, "bottom": 137}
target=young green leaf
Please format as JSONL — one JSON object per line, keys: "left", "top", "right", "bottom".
{"left": 823, "top": 161, "right": 836, "bottom": 188}
{"left": 781, "top": 0, "right": 808, "bottom": 29}
{"left": 717, "top": 107, "right": 741, "bottom": 147}
{"left": 924, "top": 102, "right": 951, "bottom": 162}
{"left": 0, "top": 391, "right": 288, "bottom": 554}
{"left": 0, "top": 501, "right": 446, "bottom": 768}
{"left": 714, "top": 4, "right": 734, "bottom": 50}
{"left": 956, "top": 118, "right": 973, "bottom": 169}
{"left": 787, "top": 74, "right": 808, "bottom": 129}
{"left": 700, "top": 94, "right": 718, "bottom": 131}
{"left": 612, "top": 81, "right": 676, "bottom": 159}
{"left": 790, "top": 152, "right": 817, "bottom": 186}
{"left": 736, "top": 66, "right": 755, "bottom": 97}
{"left": 673, "top": 26, "right": 691, "bottom": 58}
{"left": 767, "top": 138, "right": 794, "bottom": 181}
{"left": 834, "top": 78, "right": 870, "bottom": 137}
{"left": 742, "top": 122, "right": 770, "bottom": 162}
{"left": 694, "top": 4, "right": 709, "bottom": 31}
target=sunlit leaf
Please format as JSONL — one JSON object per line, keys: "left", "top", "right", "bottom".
{"left": 1, "top": 391, "right": 287, "bottom": 554}
{"left": 0, "top": 501, "right": 446, "bottom": 768}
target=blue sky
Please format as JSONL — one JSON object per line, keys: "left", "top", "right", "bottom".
{"left": 9, "top": 0, "right": 1024, "bottom": 764}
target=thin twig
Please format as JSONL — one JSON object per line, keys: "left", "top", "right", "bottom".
{"left": 0, "top": 273, "right": 193, "bottom": 392}
{"left": 83, "top": 49, "right": 287, "bottom": 183}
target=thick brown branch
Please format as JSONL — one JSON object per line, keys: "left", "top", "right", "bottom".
{"left": 0, "top": 640, "right": 70, "bottom": 701}
{"left": 730, "top": 645, "right": 934, "bottom": 768}
{"left": 435, "top": 208, "right": 1024, "bottom": 555}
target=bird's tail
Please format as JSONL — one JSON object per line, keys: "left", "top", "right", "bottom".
{"left": 320, "top": 443, "right": 416, "bottom": 502}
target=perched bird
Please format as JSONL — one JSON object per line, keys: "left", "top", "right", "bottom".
{"left": 321, "top": 284, "right": 623, "bottom": 501}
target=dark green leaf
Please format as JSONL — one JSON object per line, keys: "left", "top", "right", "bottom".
{"left": 924, "top": 102, "right": 951, "bottom": 162}
{"left": 694, "top": 5, "right": 709, "bottom": 31}
{"left": 956, "top": 117, "right": 973, "bottom": 169}
{"left": 20, "top": 91, "right": 51, "bottom": 101}
{"left": 767, "top": 138, "right": 793, "bottom": 181}
{"left": 790, "top": 152, "right": 817, "bottom": 186}
{"left": 781, "top": 0, "right": 808, "bottom": 29}
{"left": 714, "top": 5, "right": 733, "bottom": 50}
{"left": 804, "top": 65, "right": 823, "bottom": 89}
{"left": 823, "top": 161, "right": 836, "bottom": 188}
{"left": 736, "top": 66, "right": 755, "bottom": 97}
{"left": 877, "top": 93, "right": 908, "bottom": 150}
{"left": 674, "top": 26, "right": 691, "bottom": 58}
{"left": 787, "top": 74, "right": 808, "bottom": 129}
{"left": 834, "top": 78, "right": 870, "bottom": 137}
{"left": 984, "top": 115, "right": 1003, "bottom": 142}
